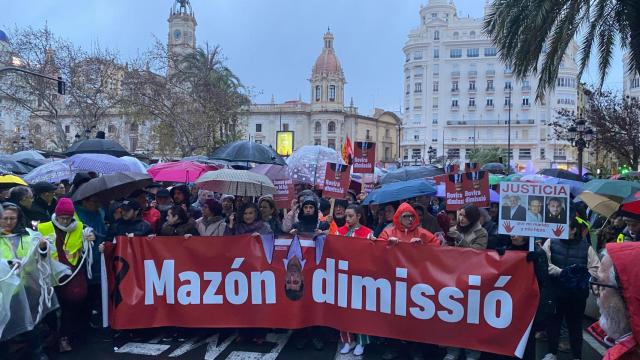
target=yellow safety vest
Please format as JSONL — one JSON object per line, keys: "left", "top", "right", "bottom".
{"left": 38, "top": 220, "right": 84, "bottom": 266}
{"left": 0, "top": 233, "right": 34, "bottom": 261}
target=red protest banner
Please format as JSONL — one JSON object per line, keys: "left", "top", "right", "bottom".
{"left": 273, "top": 178, "right": 294, "bottom": 209}
{"left": 352, "top": 142, "right": 376, "bottom": 174}
{"left": 104, "top": 235, "right": 538, "bottom": 357}
{"left": 323, "top": 163, "right": 351, "bottom": 199}
{"left": 445, "top": 170, "right": 490, "bottom": 210}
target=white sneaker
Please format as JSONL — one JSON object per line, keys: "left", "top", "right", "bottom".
{"left": 340, "top": 342, "right": 355, "bottom": 354}
{"left": 353, "top": 344, "right": 365, "bottom": 356}
{"left": 541, "top": 354, "right": 557, "bottom": 360}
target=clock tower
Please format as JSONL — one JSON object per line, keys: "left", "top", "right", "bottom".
{"left": 168, "top": 0, "right": 197, "bottom": 61}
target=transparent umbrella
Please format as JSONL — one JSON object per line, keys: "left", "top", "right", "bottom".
{"left": 286, "top": 146, "right": 344, "bottom": 187}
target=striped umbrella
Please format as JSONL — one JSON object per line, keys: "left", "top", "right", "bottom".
{"left": 64, "top": 154, "right": 135, "bottom": 174}
{"left": 196, "top": 169, "right": 275, "bottom": 197}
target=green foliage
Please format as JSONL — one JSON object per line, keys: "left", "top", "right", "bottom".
{"left": 467, "top": 147, "right": 504, "bottom": 165}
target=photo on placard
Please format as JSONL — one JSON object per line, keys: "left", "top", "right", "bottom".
{"left": 544, "top": 196, "right": 567, "bottom": 224}
{"left": 526, "top": 196, "right": 544, "bottom": 222}
{"left": 501, "top": 194, "right": 527, "bottom": 221}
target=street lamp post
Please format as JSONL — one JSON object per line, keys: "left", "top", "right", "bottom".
{"left": 567, "top": 118, "right": 594, "bottom": 177}
{"left": 506, "top": 87, "right": 512, "bottom": 174}
{"left": 428, "top": 146, "right": 437, "bottom": 164}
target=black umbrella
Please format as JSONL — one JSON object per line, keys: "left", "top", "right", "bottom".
{"left": 71, "top": 172, "right": 152, "bottom": 202}
{"left": 209, "top": 140, "right": 287, "bottom": 166}
{"left": 379, "top": 166, "right": 444, "bottom": 185}
{"left": 65, "top": 139, "right": 130, "bottom": 157}
{"left": 0, "top": 155, "right": 33, "bottom": 174}
{"left": 17, "top": 158, "right": 47, "bottom": 170}
{"left": 481, "top": 162, "right": 509, "bottom": 174}
{"left": 538, "top": 168, "right": 585, "bottom": 182}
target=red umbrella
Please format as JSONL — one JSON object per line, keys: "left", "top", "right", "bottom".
{"left": 620, "top": 191, "right": 640, "bottom": 218}
{"left": 148, "top": 161, "right": 219, "bottom": 183}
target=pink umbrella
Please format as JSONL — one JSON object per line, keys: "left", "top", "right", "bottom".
{"left": 249, "top": 164, "right": 288, "bottom": 181}
{"left": 148, "top": 161, "right": 219, "bottom": 183}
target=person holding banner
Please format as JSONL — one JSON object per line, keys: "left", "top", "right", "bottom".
{"left": 224, "top": 203, "right": 272, "bottom": 236}
{"left": 290, "top": 196, "right": 329, "bottom": 236}
{"left": 335, "top": 204, "right": 373, "bottom": 356}
{"left": 38, "top": 198, "right": 96, "bottom": 353}
{"left": 258, "top": 197, "right": 282, "bottom": 236}
{"left": 541, "top": 212, "right": 600, "bottom": 360}
{"left": 328, "top": 199, "right": 348, "bottom": 235}
{"left": 378, "top": 203, "right": 438, "bottom": 245}
{"left": 196, "top": 199, "right": 227, "bottom": 236}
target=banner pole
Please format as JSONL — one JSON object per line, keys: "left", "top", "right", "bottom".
{"left": 101, "top": 252, "right": 108, "bottom": 328}
{"left": 528, "top": 236, "right": 534, "bottom": 252}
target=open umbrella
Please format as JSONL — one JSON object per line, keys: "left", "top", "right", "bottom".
{"left": 148, "top": 161, "right": 219, "bottom": 183}
{"left": 196, "top": 169, "right": 276, "bottom": 196}
{"left": 0, "top": 174, "right": 27, "bottom": 190}
{"left": 538, "top": 168, "right": 584, "bottom": 182}
{"left": 619, "top": 191, "right": 640, "bottom": 218}
{"left": 0, "top": 156, "right": 33, "bottom": 174}
{"left": 577, "top": 191, "right": 621, "bottom": 218}
{"left": 71, "top": 172, "right": 153, "bottom": 202}
{"left": 65, "top": 138, "right": 130, "bottom": 157}
{"left": 209, "top": 140, "right": 286, "bottom": 166}
{"left": 581, "top": 179, "right": 640, "bottom": 200}
{"left": 481, "top": 162, "right": 508, "bottom": 174}
{"left": 379, "top": 166, "right": 444, "bottom": 185}
{"left": 286, "top": 146, "right": 343, "bottom": 187}
{"left": 23, "top": 161, "right": 76, "bottom": 184}
{"left": 489, "top": 174, "right": 505, "bottom": 185}
{"left": 64, "top": 154, "right": 135, "bottom": 175}
{"left": 119, "top": 156, "right": 149, "bottom": 173}
{"left": 362, "top": 178, "right": 436, "bottom": 205}
{"left": 249, "top": 164, "right": 288, "bottom": 181}
{"left": 11, "top": 150, "right": 46, "bottom": 161}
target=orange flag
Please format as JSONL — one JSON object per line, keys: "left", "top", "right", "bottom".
{"left": 341, "top": 136, "right": 353, "bottom": 165}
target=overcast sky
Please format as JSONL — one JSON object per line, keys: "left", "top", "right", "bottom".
{"left": 1, "top": 0, "right": 624, "bottom": 115}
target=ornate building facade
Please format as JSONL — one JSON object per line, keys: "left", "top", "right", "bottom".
{"left": 401, "top": 0, "right": 580, "bottom": 169}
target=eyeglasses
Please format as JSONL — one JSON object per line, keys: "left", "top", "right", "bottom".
{"left": 589, "top": 276, "right": 619, "bottom": 297}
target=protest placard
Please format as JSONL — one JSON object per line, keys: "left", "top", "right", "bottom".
{"left": 498, "top": 182, "right": 570, "bottom": 239}
{"left": 352, "top": 142, "right": 375, "bottom": 174}
{"left": 323, "top": 163, "right": 351, "bottom": 199}
{"left": 444, "top": 170, "right": 490, "bottom": 210}
{"left": 273, "top": 178, "right": 295, "bottom": 209}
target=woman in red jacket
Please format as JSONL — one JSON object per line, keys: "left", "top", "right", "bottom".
{"left": 378, "top": 202, "right": 438, "bottom": 245}
{"left": 336, "top": 204, "right": 373, "bottom": 356}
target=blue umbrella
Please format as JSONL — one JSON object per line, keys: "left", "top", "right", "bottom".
{"left": 362, "top": 178, "right": 436, "bottom": 205}
{"left": 64, "top": 154, "right": 133, "bottom": 174}
{"left": 543, "top": 177, "right": 584, "bottom": 197}
{"left": 23, "top": 160, "right": 76, "bottom": 183}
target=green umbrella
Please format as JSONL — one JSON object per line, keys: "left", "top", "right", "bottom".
{"left": 505, "top": 174, "right": 522, "bottom": 182}
{"left": 581, "top": 179, "right": 640, "bottom": 200}
{"left": 489, "top": 174, "right": 505, "bottom": 185}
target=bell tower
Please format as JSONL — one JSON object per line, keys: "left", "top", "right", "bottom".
{"left": 168, "top": 0, "right": 197, "bottom": 60}
{"left": 310, "top": 29, "right": 346, "bottom": 112}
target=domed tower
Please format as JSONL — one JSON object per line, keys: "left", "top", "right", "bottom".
{"left": 0, "top": 29, "right": 10, "bottom": 65}
{"left": 310, "top": 29, "right": 346, "bottom": 112}
{"left": 168, "top": 0, "right": 197, "bottom": 59}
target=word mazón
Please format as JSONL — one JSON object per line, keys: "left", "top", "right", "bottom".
{"left": 144, "top": 257, "right": 514, "bottom": 329}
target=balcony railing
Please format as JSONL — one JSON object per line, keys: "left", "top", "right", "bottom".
{"left": 486, "top": 70, "right": 496, "bottom": 77}
{"left": 451, "top": 88, "right": 459, "bottom": 94}
{"left": 451, "top": 71, "right": 460, "bottom": 78}
{"left": 451, "top": 104, "right": 459, "bottom": 110}
{"left": 468, "top": 87, "right": 477, "bottom": 93}
{"left": 468, "top": 70, "right": 477, "bottom": 77}
{"left": 486, "top": 86, "right": 495, "bottom": 92}
{"left": 468, "top": 105, "right": 477, "bottom": 110}
{"left": 486, "top": 104, "right": 494, "bottom": 110}
{"left": 522, "top": 103, "right": 531, "bottom": 109}
{"left": 445, "top": 119, "right": 535, "bottom": 126}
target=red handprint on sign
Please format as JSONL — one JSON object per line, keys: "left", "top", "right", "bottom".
{"left": 503, "top": 221, "right": 514, "bottom": 233}
{"left": 552, "top": 225, "right": 565, "bottom": 237}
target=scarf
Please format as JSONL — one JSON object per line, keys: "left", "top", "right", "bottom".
{"left": 334, "top": 216, "right": 346, "bottom": 227}
{"left": 456, "top": 221, "right": 475, "bottom": 235}
{"left": 235, "top": 220, "right": 267, "bottom": 235}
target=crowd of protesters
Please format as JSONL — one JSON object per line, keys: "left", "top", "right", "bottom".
{"left": 1, "top": 171, "right": 639, "bottom": 360}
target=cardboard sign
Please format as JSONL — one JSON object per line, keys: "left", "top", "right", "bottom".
{"left": 104, "top": 235, "right": 539, "bottom": 358}
{"left": 323, "top": 163, "right": 351, "bottom": 199}
{"left": 444, "top": 171, "right": 490, "bottom": 210}
{"left": 352, "top": 142, "right": 376, "bottom": 174}
{"left": 498, "top": 182, "right": 570, "bottom": 239}
{"left": 273, "top": 178, "right": 294, "bottom": 209}
{"left": 464, "top": 163, "right": 480, "bottom": 172}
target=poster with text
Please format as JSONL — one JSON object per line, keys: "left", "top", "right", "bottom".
{"left": 323, "top": 163, "right": 351, "bottom": 199}
{"left": 273, "top": 178, "right": 295, "bottom": 209}
{"left": 353, "top": 142, "right": 376, "bottom": 174}
{"left": 498, "top": 182, "right": 570, "bottom": 239}
{"left": 444, "top": 170, "right": 490, "bottom": 210}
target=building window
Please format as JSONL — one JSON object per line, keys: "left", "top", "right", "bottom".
{"left": 314, "top": 138, "right": 321, "bottom": 146}
{"left": 504, "top": 97, "right": 511, "bottom": 106}
{"left": 432, "top": 113, "right": 438, "bottom": 124}
{"left": 414, "top": 82, "right": 422, "bottom": 93}
{"left": 453, "top": 31, "right": 459, "bottom": 40}
{"left": 434, "top": 30, "right": 440, "bottom": 40}
{"left": 413, "top": 51, "right": 423, "bottom": 60}
{"left": 432, "top": 97, "right": 438, "bottom": 108}
{"left": 450, "top": 48, "right": 462, "bottom": 58}
{"left": 329, "top": 85, "right": 336, "bottom": 101}
{"left": 406, "top": 83, "right": 410, "bottom": 95}
{"left": 433, "top": 81, "right": 439, "bottom": 92}
{"left": 33, "top": 124, "right": 41, "bottom": 134}
{"left": 540, "top": 148, "right": 546, "bottom": 160}
{"left": 447, "top": 148, "right": 460, "bottom": 159}
{"left": 451, "top": 98, "right": 459, "bottom": 107}
{"left": 315, "top": 85, "right": 321, "bottom": 101}
{"left": 469, "top": 80, "right": 476, "bottom": 90}
{"left": 467, "top": 48, "right": 479, "bottom": 57}
{"left": 484, "top": 47, "right": 497, "bottom": 57}
{"left": 255, "top": 140, "right": 262, "bottom": 144}
{"left": 505, "top": 81, "right": 512, "bottom": 90}
{"left": 366, "top": 129, "right": 371, "bottom": 140}
{"left": 486, "top": 97, "right": 494, "bottom": 106}
{"left": 469, "top": 98, "right": 476, "bottom": 106}
{"left": 385, "top": 147, "right": 391, "bottom": 160}
{"left": 282, "top": 123, "right": 289, "bottom": 131}
{"left": 108, "top": 124, "right": 116, "bottom": 133}
{"left": 327, "top": 139, "right": 336, "bottom": 149}
{"left": 328, "top": 121, "right": 336, "bottom": 132}
{"left": 65, "top": 125, "right": 70, "bottom": 134}
{"left": 432, "top": 130, "right": 438, "bottom": 142}
{"left": 522, "top": 97, "right": 530, "bottom": 106}
{"left": 631, "top": 78, "right": 640, "bottom": 89}
{"left": 556, "top": 77, "right": 576, "bottom": 88}
{"left": 129, "top": 137, "right": 138, "bottom": 152}
{"left": 554, "top": 147, "right": 567, "bottom": 160}
{"left": 433, "top": 48, "right": 439, "bottom": 59}
{"left": 385, "top": 129, "right": 390, "bottom": 138}
{"left": 255, "top": 123, "right": 262, "bottom": 132}
{"left": 130, "top": 123, "right": 139, "bottom": 133}
{"left": 470, "top": 31, "right": 476, "bottom": 39}
{"left": 452, "top": 80, "right": 459, "bottom": 91}
{"left": 486, "top": 79, "right": 494, "bottom": 90}
{"left": 431, "top": 12, "right": 437, "bottom": 18}
{"left": 519, "top": 148, "right": 532, "bottom": 160}
{"left": 314, "top": 121, "right": 321, "bottom": 133}
{"left": 433, "top": 64, "right": 439, "bottom": 75}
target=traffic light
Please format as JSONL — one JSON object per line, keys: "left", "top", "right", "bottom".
{"left": 57, "top": 76, "right": 66, "bottom": 95}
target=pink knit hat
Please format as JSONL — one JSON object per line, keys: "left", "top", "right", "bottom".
{"left": 55, "top": 198, "right": 75, "bottom": 217}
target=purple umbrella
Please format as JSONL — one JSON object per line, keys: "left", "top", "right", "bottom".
{"left": 63, "top": 154, "right": 137, "bottom": 175}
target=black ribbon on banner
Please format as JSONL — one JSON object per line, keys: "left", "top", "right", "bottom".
{"left": 112, "top": 256, "right": 129, "bottom": 308}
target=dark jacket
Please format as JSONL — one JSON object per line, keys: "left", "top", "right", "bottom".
{"left": 30, "top": 196, "right": 57, "bottom": 222}
{"left": 160, "top": 218, "right": 198, "bottom": 236}
{"left": 110, "top": 218, "right": 153, "bottom": 237}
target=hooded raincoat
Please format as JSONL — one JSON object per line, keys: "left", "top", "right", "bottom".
{"left": 378, "top": 203, "right": 438, "bottom": 244}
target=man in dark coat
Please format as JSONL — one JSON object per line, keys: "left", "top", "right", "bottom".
{"left": 29, "top": 181, "right": 58, "bottom": 222}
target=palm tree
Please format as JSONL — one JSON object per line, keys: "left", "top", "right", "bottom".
{"left": 484, "top": 0, "right": 640, "bottom": 100}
